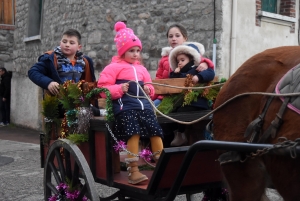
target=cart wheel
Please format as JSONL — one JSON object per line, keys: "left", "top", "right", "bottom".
{"left": 44, "top": 139, "right": 99, "bottom": 201}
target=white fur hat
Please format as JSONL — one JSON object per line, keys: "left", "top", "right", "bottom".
{"left": 169, "top": 42, "right": 205, "bottom": 70}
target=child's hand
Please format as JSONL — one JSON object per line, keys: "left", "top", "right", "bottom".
{"left": 175, "top": 67, "right": 180, "bottom": 73}
{"left": 48, "top": 81, "right": 60, "bottom": 95}
{"left": 122, "top": 83, "right": 129, "bottom": 93}
{"left": 144, "top": 85, "right": 150, "bottom": 95}
{"left": 196, "top": 62, "right": 208, "bottom": 72}
{"left": 192, "top": 75, "right": 199, "bottom": 84}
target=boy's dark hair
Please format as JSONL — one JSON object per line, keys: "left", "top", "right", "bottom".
{"left": 63, "top": 29, "right": 81, "bottom": 44}
{"left": 166, "top": 24, "right": 188, "bottom": 40}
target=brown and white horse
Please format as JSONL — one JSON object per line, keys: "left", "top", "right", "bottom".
{"left": 213, "top": 46, "right": 300, "bottom": 201}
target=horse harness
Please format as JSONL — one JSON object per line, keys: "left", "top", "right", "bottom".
{"left": 244, "top": 95, "right": 291, "bottom": 144}
{"left": 218, "top": 64, "right": 300, "bottom": 164}
{"left": 218, "top": 94, "right": 291, "bottom": 164}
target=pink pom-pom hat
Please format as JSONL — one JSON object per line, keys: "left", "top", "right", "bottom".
{"left": 114, "top": 21, "right": 142, "bottom": 56}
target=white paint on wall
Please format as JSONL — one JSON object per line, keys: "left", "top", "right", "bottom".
{"left": 11, "top": 73, "right": 43, "bottom": 130}
{"left": 220, "top": 0, "right": 299, "bottom": 79}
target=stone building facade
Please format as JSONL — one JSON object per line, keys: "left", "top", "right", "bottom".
{"left": 0, "top": 28, "right": 14, "bottom": 70}
{"left": 8, "top": 0, "right": 300, "bottom": 130}
{"left": 12, "top": 0, "right": 220, "bottom": 130}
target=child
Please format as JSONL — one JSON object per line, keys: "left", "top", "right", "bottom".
{"left": 153, "top": 23, "right": 214, "bottom": 106}
{"left": 97, "top": 21, "right": 164, "bottom": 185}
{"left": 28, "top": 29, "right": 96, "bottom": 95}
{"left": 168, "top": 42, "right": 215, "bottom": 146}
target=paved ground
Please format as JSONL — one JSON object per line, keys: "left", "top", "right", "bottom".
{"left": 0, "top": 124, "right": 283, "bottom": 201}
{"left": 0, "top": 124, "right": 40, "bottom": 144}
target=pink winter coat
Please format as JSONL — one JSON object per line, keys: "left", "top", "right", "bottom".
{"left": 97, "top": 56, "right": 155, "bottom": 115}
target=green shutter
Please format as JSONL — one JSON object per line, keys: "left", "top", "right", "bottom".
{"left": 262, "top": 0, "right": 277, "bottom": 13}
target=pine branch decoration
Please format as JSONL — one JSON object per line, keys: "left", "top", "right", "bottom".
{"left": 41, "top": 94, "right": 59, "bottom": 120}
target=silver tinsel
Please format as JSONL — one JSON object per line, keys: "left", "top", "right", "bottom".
{"left": 75, "top": 107, "right": 93, "bottom": 134}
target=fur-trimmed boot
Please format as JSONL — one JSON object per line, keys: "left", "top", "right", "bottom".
{"left": 125, "top": 157, "right": 148, "bottom": 184}
{"left": 170, "top": 131, "right": 188, "bottom": 146}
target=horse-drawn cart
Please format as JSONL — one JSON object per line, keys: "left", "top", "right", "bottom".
{"left": 40, "top": 45, "right": 300, "bottom": 201}
{"left": 41, "top": 110, "right": 283, "bottom": 201}
{"left": 41, "top": 110, "right": 230, "bottom": 201}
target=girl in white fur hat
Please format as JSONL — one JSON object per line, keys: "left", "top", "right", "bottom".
{"left": 168, "top": 42, "right": 215, "bottom": 146}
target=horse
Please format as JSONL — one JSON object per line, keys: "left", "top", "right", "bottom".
{"left": 213, "top": 46, "right": 300, "bottom": 201}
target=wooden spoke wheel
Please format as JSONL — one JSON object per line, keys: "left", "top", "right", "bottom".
{"left": 44, "top": 139, "right": 99, "bottom": 201}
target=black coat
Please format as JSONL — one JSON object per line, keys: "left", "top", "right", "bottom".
{"left": 169, "top": 61, "right": 215, "bottom": 110}
{"left": 0, "top": 71, "right": 12, "bottom": 99}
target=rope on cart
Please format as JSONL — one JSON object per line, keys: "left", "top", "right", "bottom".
{"left": 126, "top": 80, "right": 300, "bottom": 125}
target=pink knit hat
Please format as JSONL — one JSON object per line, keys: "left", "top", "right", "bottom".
{"left": 114, "top": 21, "right": 142, "bottom": 56}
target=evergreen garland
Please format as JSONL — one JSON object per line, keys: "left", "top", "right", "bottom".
{"left": 157, "top": 93, "right": 184, "bottom": 114}
{"left": 41, "top": 94, "right": 59, "bottom": 120}
{"left": 86, "top": 88, "right": 114, "bottom": 122}
{"left": 58, "top": 80, "right": 87, "bottom": 110}
{"left": 157, "top": 77, "right": 227, "bottom": 114}
{"left": 66, "top": 133, "right": 89, "bottom": 145}
{"left": 41, "top": 80, "right": 95, "bottom": 144}
{"left": 41, "top": 94, "right": 60, "bottom": 143}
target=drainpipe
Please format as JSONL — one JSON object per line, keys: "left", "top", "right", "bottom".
{"left": 230, "top": 0, "right": 237, "bottom": 76}
{"left": 212, "top": 0, "right": 217, "bottom": 70}
{"left": 213, "top": 38, "right": 217, "bottom": 69}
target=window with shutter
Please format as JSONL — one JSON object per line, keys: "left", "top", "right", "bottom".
{"left": 262, "top": 0, "right": 278, "bottom": 13}
{"left": 27, "top": 0, "right": 43, "bottom": 37}
{"left": 0, "top": 0, "right": 15, "bottom": 25}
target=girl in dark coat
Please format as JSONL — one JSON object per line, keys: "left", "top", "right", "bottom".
{"left": 169, "top": 42, "right": 215, "bottom": 146}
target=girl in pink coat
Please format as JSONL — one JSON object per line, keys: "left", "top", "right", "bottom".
{"left": 97, "top": 22, "right": 164, "bottom": 185}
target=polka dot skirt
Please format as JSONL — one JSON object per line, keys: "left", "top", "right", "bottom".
{"left": 114, "top": 109, "right": 164, "bottom": 141}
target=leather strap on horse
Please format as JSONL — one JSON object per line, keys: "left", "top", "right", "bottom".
{"left": 258, "top": 97, "right": 291, "bottom": 143}
{"left": 244, "top": 96, "right": 274, "bottom": 143}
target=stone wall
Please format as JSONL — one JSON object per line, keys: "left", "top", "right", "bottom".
{"left": 13, "top": 0, "right": 222, "bottom": 130}
{"left": 15, "top": 0, "right": 222, "bottom": 78}
{"left": 0, "top": 28, "right": 14, "bottom": 70}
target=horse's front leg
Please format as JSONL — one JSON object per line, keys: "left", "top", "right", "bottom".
{"left": 221, "top": 158, "right": 267, "bottom": 201}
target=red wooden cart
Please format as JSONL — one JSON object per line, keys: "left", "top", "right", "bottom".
{"left": 40, "top": 109, "right": 277, "bottom": 201}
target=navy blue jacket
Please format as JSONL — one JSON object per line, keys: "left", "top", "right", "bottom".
{"left": 170, "top": 63, "right": 215, "bottom": 109}
{"left": 28, "top": 52, "right": 95, "bottom": 90}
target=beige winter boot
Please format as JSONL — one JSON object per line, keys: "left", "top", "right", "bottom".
{"left": 170, "top": 131, "right": 188, "bottom": 146}
{"left": 125, "top": 157, "right": 148, "bottom": 184}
